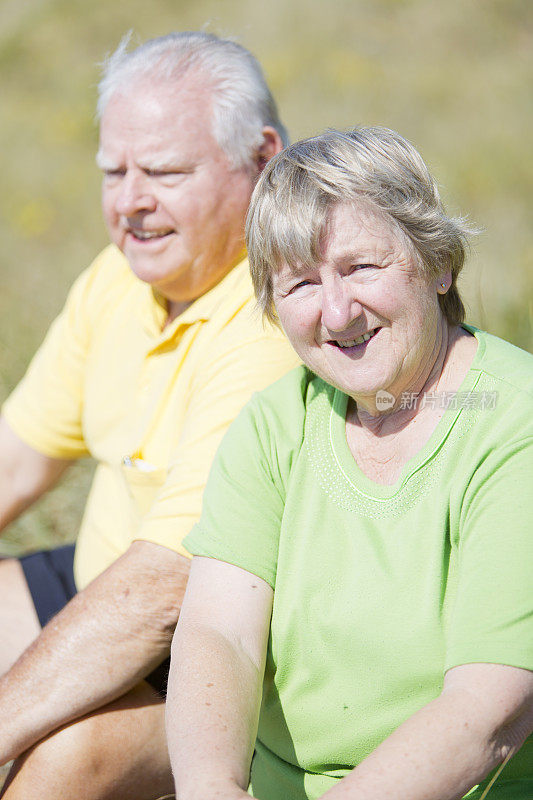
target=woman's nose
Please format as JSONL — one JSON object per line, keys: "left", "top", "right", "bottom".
{"left": 321, "top": 277, "right": 362, "bottom": 332}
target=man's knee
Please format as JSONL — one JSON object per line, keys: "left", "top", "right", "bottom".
{"left": 2, "top": 685, "right": 171, "bottom": 800}
{"left": 3, "top": 715, "right": 119, "bottom": 800}
{"left": 1, "top": 717, "right": 99, "bottom": 799}
{"left": 0, "top": 559, "right": 40, "bottom": 674}
{"left": 14, "top": 713, "right": 102, "bottom": 776}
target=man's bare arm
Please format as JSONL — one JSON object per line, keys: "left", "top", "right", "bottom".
{"left": 0, "top": 539, "right": 189, "bottom": 765}
{"left": 0, "top": 417, "right": 72, "bottom": 532}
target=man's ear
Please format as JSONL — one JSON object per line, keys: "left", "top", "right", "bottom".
{"left": 255, "top": 126, "right": 284, "bottom": 173}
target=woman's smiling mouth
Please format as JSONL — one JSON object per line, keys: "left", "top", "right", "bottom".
{"left": 330, "top": 328, "right": 380, "bottom": 349}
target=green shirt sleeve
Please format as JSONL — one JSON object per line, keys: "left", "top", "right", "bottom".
{"left": 183, "top": 396, "right": 286, "bottom": 589}
{"left": 446, "top": 435, "right": 533, "bottom": 671}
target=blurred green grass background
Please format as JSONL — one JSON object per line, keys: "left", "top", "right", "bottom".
{"left": 1, "top": 0, "right": 531, "bottom": 556}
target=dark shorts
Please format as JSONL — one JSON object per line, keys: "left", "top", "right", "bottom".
{"left": 20, "top": 544, "right": 170, "bottom": 696}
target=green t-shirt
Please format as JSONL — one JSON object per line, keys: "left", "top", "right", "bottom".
{"left": 184, "top": 327, "right": 533, "bottom": 800}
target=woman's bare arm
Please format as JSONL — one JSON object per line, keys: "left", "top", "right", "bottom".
{"left": 166, "top": 556, "right": 273, "bottom": 800}
{"left": 320, "top": 662, "right": 533, "bottom": 800}
{"left": 165, "top": 560, "right": 533, "bottom": 800}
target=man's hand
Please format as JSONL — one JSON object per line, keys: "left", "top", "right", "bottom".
{"left": 0, "top": 540, "right": 189, "bottom": 765}
{"left": 0, "top": 417, "right": 72, "bottom": 533}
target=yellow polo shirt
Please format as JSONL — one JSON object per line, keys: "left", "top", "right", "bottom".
{"left": 3, "top": 245, "right": 298, "bottom": 589}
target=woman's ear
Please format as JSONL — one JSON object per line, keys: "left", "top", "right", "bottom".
{"left": 437, "top": 270, "right": 452, "bottom": 294}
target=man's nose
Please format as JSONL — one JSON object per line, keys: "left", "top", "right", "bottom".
{"left": 321, "top": 276, "right": 362, "bottom": 332}
{"left": 114, "top": 171, "right": 156, "bottom": 216}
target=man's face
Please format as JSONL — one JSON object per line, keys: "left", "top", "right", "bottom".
{"left": 98, "top": 78, "right": 257, "bottom": 306}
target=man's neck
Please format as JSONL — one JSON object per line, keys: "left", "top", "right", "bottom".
{"left": 164, "top": 300, "right": 193, "bottom": 328}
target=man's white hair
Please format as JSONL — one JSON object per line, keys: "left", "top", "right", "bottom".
{"left": 97, "top": 31, "right": 289, "bottom": 170}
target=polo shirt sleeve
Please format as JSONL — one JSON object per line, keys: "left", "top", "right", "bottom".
{"left": 445, "top": 435, "right": 533, "bottom": 672}
{"left": 134, "top": 328, "right": 299, "bottom": 572}
{"left": 2, "top": 265, "right": 98, "bottom": 459}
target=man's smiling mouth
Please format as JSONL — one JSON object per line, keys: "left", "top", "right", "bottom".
{"left": 129, "top": 229, "right": 174, "bottom": 241}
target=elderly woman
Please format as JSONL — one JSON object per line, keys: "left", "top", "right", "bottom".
{"left": 166, "top": 128, "right": 533, "bottom": 800}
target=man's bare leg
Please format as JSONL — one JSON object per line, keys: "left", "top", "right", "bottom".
{"left": 0, "top": 560, "right": 41, "bottom": 674}
{"left": 1, "top": 682, "right": 174, "bottom": 800}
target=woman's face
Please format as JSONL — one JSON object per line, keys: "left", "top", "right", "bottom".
{"left": 272, "top": 202, "right": 449, "bottom": 411}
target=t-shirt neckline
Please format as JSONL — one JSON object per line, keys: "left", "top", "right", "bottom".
{"left": 328, "top": 325, "right": 486, "bottom": 500}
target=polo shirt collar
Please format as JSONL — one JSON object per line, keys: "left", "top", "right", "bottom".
{"left": 139, "top": 257, "right": 249, "bottom": 341}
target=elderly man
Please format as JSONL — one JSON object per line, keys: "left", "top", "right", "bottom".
{"left": 0, "top": 32, "right": 296, "bottom": 798}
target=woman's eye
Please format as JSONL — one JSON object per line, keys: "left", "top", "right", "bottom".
{"left": 290, "top": 280, "right": 313, "bottom": 293}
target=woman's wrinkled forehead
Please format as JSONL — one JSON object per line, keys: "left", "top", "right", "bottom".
{"left": 269, "top": 197, "right": 411, "bottom": 276}
{"left": 262, "top": 189, "right": 330, "bottom": 274}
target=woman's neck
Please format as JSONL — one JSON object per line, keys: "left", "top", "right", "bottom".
{"left": 352, "top": 324, "right": 468, "bottom": 434}
{"left": 346, "top": 324, "right": 478, "bottom": 484}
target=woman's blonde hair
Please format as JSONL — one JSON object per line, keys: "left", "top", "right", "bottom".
{"left": 246, "top": 126, "right": 475, "bottom": 324}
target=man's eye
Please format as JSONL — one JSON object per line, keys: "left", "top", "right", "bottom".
{"left": 103, "top": 169, "right": 125, "bottom": 178}
{"left": 146, "top": 170, "right": 188, "bottom": 179}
